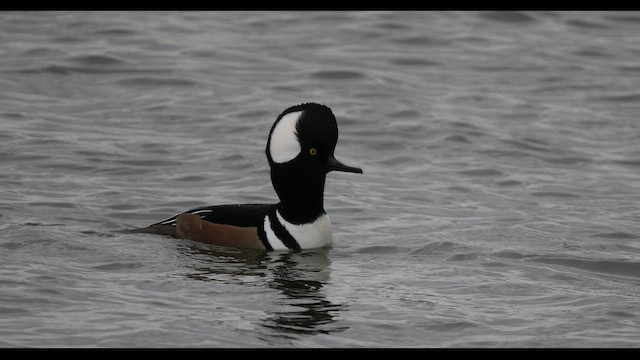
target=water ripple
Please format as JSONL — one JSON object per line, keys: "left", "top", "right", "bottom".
{"left": 115, "top": 77, "right": 199, "bottom": 87}
{"left": 592, "top": 93, "right": 640, "bottom": 103}
{"left": 309, "top": 70, "right": 366, "bottom": 80}
{"left": 459, "top": 168, "right": 504, "bottom": 177}
{"left": 479, "top": 11, "right": 536, "bottom": 23}
{"left": 566, "top": 19, "right": 612, "bottom": 30}
{"left": 68, "top": 54, "right": 127, "bottom": 66}
{"left": 529, "top": 256, "right": 640, "bottom": 279}
{"left": 592, "top": 232, "right": 638, "bottom": 240}
{"left": 530, "top": 192, "right": 581, "bottom": 199}
{"left": 388, "top": 58, "right": 441, "bottom": 67}
{"left": 93, "top": 262, "right": 145, "bottom": 271}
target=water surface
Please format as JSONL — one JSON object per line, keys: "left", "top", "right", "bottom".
{"left": 1, "top": 11, "right": 639, "bottom": 347}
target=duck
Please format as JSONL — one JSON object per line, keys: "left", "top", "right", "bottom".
{"left": 124, "top": 103, "right": 362, "bottom": 251}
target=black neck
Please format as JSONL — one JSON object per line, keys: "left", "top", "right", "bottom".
{"left": 270, "top": 165, "right": 327, "bottom": 224}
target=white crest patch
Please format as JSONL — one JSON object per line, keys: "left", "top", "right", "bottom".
{"left": 269, "top": 111, "right": 302, "bottom": 163}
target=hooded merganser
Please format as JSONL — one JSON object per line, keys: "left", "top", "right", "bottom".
{"left": 125, "top": 103, "right": 362, "bottom": 251}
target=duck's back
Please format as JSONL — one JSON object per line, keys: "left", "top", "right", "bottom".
{"left": 155, "top": 203, "right": 272, "bottom": 228}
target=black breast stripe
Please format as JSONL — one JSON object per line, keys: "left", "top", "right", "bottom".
{"left": 257, "top": 221, "right": 274, "bottom": 251}
{"left": 268, "top": 209, "right": 301, "bottom": 251}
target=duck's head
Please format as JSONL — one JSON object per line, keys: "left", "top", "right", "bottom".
{"left": 265, "top": 103, "right": 362, "bottom": 221}
{"left": 266, "top": 103, "right": 362, "bottom": 175}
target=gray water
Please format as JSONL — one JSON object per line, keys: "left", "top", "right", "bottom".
{"left": 1, "top": 11, "right": 639, "bottom": 348}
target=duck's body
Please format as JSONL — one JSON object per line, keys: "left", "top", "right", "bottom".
{"left": 131, "top": 203, "right": 331, "bottom": 251}
{"left": 125, "top": 103, "right": 361, "bottom": 252}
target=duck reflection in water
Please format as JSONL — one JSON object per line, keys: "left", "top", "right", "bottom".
{"left": 180, "top": 244, "right": 347, "bottom": 336}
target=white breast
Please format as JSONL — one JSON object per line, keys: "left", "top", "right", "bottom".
{"left": 263, "top": 211, "right": 333, "bottom": 250}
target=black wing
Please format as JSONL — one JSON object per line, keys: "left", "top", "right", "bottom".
{"left": 154, "top": 203, "right": 274, "bottom": 228}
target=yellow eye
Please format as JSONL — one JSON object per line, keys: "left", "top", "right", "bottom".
{"left": 309, "top": 148, "right": 318, "bottom": 156}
